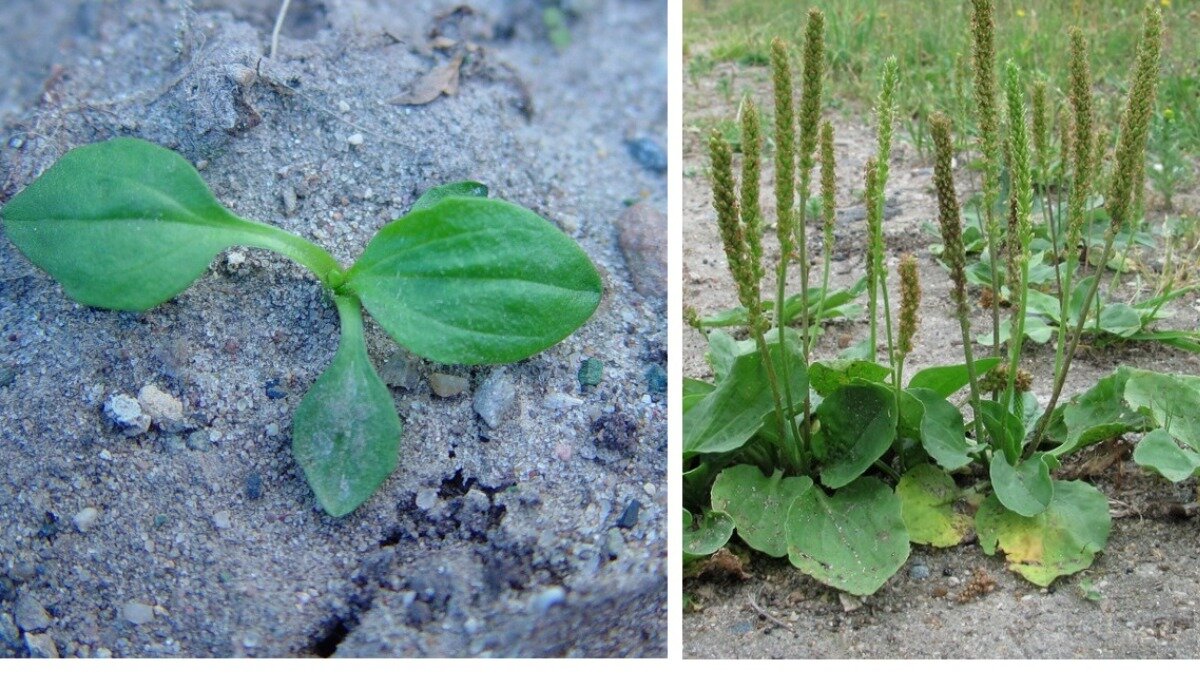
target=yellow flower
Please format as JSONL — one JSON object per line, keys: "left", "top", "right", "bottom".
{"left": 1016, "top": 8, "right": 1026, "bottom": 17}
{"left": 1160, "top": 0, "right": 1170, "bottom": 7}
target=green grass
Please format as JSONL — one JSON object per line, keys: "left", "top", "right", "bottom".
{"left": 685, "top": 0, "right": 1200, "bottom": 156}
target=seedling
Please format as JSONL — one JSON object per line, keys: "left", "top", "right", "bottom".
{"left": 1, "top": 138, "right": 602, "bottom": 516}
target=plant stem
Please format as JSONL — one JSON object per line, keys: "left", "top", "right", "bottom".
{"left": 238, "top": 219, "right": 344, "bottom": 287}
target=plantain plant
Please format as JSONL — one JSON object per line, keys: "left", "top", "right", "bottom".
{"left": 2, "top": 138, "right": 601, "bottom": 517}
{"left": 686, "top": 2, "right": 1196, "bottom": 596}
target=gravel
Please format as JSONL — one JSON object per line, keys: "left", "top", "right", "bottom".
{"left": 14, "top": 594, "right": 50, "bottom": 632}
{"left": 103, "top": 394, "right": 151, "bottom": 437}
{"left": 71, "top": 507, "right": 100, "bottom": 532}
{"left": 472, "top": 368, "right": 516, "bottom": 429}
{"left": 428, "top": 373, "right": 469, "bottom": 398}
{"left": 121, "top": 601, "right": 154, "bottom": 626}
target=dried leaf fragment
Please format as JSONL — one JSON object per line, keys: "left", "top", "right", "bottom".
{"left": 391, "top": 55, "right": 464, "bottom": 106}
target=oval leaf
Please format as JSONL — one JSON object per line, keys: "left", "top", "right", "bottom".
{"left": 976, "top": 480, "right": 1110, "bottom": 586}
{"left": 908, "top": 357, "right": 1002, "bottom": 397}
{"left": 346, "top": 196, "right": 602, "bottom": 364}
{"left": 292, "top": 298, "right": 402, "bottom": 517}
{"left": 816, "top": 383, "right": 897, "bottom": 489}
{"left": 2, "top": 138, "right": 266, "bottom": 310}
{"left": 682, "top": 509, "right": 735, "bottom": 563}
{"left": 979, "top": 399, "right": 1024, "bottom": 464}
{"left": 786, "top": 477, "right": 910, "bottom": 596}
{"left": 908, "top": 388, "right": 972, "bottom": 471}
{"left": 410, "top": 181, "right": 488, "bottom": 213}
{"left": 897, "top": 464, "right": 971, "bottom": 547}
{"left": 808, "top": 359, "right": 892, "bottom": 397}
{"left": 711, "top": 465, "right": 813, "bottom": 557}
{"left": 989, "top": 452, "right": 1053, "bottom": 517}
{"left": 1133, "top": 428, "right": 1200, "bottom": 482}
{"left": 1124, "top": 368, "right": 1200, "bottom": 450}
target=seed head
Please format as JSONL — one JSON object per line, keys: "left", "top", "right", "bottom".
{"left": 798, "top": 9, "right": 826, "bottom": 183}
{"left": 770, "top": 37, "right": 797, "bottom": 255}
{"left": 1106, "top": 4, "right": 1162, "bottom": 232}
{"left": 820, "top": 121, "right": 836, "bottom": 256}
{"left": 1032, "top": 79, "right": 1048, "bottom": 176}
{"left": 740, "top": 97, "right": 765, "bottom": 284}
{"left": 898, "top": 254, "right": 921, "bottom": 358}
{"left": 970, "top": 0, "right": 1001, "bottom": 216}
{"left": 930, "top": 113, "right": 968, "bottom": 307}
{"left": 864, "top": 156, "right": 883, "bottom": 290}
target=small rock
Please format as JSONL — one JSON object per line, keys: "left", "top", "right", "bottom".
{"left": 104, "top": 394, "right": 150, "bottom": 437}
{"left": 644, "top": 364, "right": 667, "bottom": 394}
{"left": 337, "top": 100, "right": 351, "bottom": 113}
{"left": 185, "top": 430, "right": 212, "bottom": 452}
{"left": 530, "top": 586, "right": 565, "bottom": 614}
{"left": 162, "top": 435, "right": 187, "bottom": 453}
{"left": 226, "top": 250, "right": 246, "bottom": 269}
{"left": 473, "top": 369, "right": 516, "bottom": 429}
{"left": 415, "top": 488, "right": 439, "bottom": 511}
{"left": 615, "top": 202, "right": 667, "bottom": 300}
{"left": 0, "top": 612, "right": 19, "bottom": 650}
{"left": 347, "top": 132, "right": 365, "bottom": 147}
{"left": 838, "top": 593, "right": 863, "bottom": 612}
{"left": 245, "top": 474, "right": 263, "bottom": 500}
{"left": 11, "top": 560, "right": 36, "bottom": 581}
{"left": 137, "top": 385, "right": 185, "bottom": 432}
{"left": 379, "top": 353, "right": 421, "bottom": 390}
{"left": 15, "top": 595, "right": 50, "bottom": 632}
{"left": 625, "top": 136, "right": 666, "bottom": 173}
{"left": 265, "top": 423, "right": 280, "bottom": 437}
{"left": 428, "top": 373, "right": 468, "bottom": 398}
{"left": 95, "top": 647, "right": 112, "bottom": 658}
{"left": 264, "top": 379, "right": 288, "bottom": 400}
{"left": 24, "top": 632, "right": 58, "bottom": 658}
{"left": 241, "top": 631, "right": 261, "bottom": 649}
{"left": 212, "top": 511, "right": 232, "bottom": 530}
{"left": 281, "top": 186, "right": 298, "bottom": 216}
{"left": 543, "top": 393, "right": 583, "bottom": 410}
{"left": 909, "top": 564, "right": 930, "bottom": 581}
{"left": 121, "top": 601, "right": 154, "bottom": 626}
{"left": 577, "top": 358, "right": 604, "bottom": 387}
{"left": 615, "top": 500, "right": 641, "bottom": 529}
{"left": 0, "top": 365, "right": 14, "bottom": 387}
{"left": 72, "top": 507, "right": 100, "bottom": 533}
{"left": 603, "top": 528, "right": 625, "bottom": 559}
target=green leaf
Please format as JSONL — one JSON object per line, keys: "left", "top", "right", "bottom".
{"left": 897, "top": 464, "right": 971, "bottom": 547}
{"left": 816, "top": 383, "right": 898, "bottom": 489}
{"left": 786, "top": 477, "right": 910, "bottom": 596}
{"left": 292, "top": 296, "right": 402, "bottom": 517}
{"left": 711, "top": 465, "right": 813, "bottom": 557}
{"left": 410, "top": 181, "right": 488, "bottom": 213}
{"left": 989, "top": 452, "right": 1053, "bottom": 517}
{"left": 977, "top": 315, "right": 1053, "bottom": 346}
{"left": 682, "top": 378, "right": 716, "bottom": 413}
{"left": 1052, "top": 368, "right": 1147, "bottom": 455}
{"left": 345, "top": 196, "right": 601, "bottom": 364}
{"left": 979, "top": 399, "right": 1024, "bottom": 464}
{"left": 907, "top": 357, "right": 1001, "bottom": 397}
{"left": 684, "top": 332, "right": 808, "bottom": 457}
{"left": 1096, "top": 303, "right": 1142, "bottom": 338}
{"left": 1124, "top": 368, "right": 1200, "bottom": 450}
{"left": 908, "top": 388, "right": 972, "bottom": 471}
{"left": 1, "top": 138, "right": 330, "bottom": 311}
{"left": 1133, "top": 428, "right": 1200, "bottom": 482}
{"left": 682, "top": 509, "right": 735, "bottom": 563}
{"left": 808, "top": 359, "right": 892, "bottom": 396}
{"left": 705, "top": 329, "right": 753, "bottom": 383}
{"left": 976, "top": 480, "right": 1111, "bottom": 586}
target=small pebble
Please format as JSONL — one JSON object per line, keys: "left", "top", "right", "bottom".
{"left": 138, "top": 384, "right": 185, "bottom": 431}
{"left": 281, "top": 187, "right": 298, "bottom": 215}
{"left": 162, "top": 436, "right": 187, "bottom": 453}
{"left": 615, "top": 202, "right": 667, "bottom": 300}
{"left": 153, "top": 514, "right": 169, "bottom": 528}
{"left": 186, "top": 430, "right": 212, "bottom": 452}
{"left": 245, "top": 474, "right": 264, "bottom": 500}
{"left": 415, "top": 488, "right": 439, "bottom": 511}
{"left": 72, "top": 507, "right": 100, "bottom": 533}
{"left": 909, "top": 564, "right": 930, "bottom": 581}
{"left": 543, "top": 393, "right": 583, "bottom": 410}
{"left": 337, "top": 100, "right": 351, "bottom": 113}
{"left": 428, "top": 373, "right": 468, "bottom": 398}
{"left": 530, "top": 586, "right": 566, "bottom": 614}
{"left": 603, "top": 528, "right": 625, "bottom": 559}
{"left": 265, "top": 423, "right": 280, "bottom": 437}
{"left": 379, "top": 353, "right": 421, "bottom": 390}
{"left": 95, "top": 647, "right": 112, "bottom": 658}
{"left": 0, "top": 612, "right": 19, "bottom": 650}
{"left": 14, "top": 595, "right": 50, "bottom": 632}
{"left": 472, "top": 368, "right": 516, "bottom": 429}
{"left": 121, "top": 601, "right": 154, "bottom": 626}
{"left": 616, "top": 500, "right": 641, "bottom": 529}
{"left": 212, "top": 511, "right": 232, "bottom": 530}
{"left": 0, "top": 366, "right": 14, "bottom": 387}
{"left": 103, "top": 394, "right": 150, "bottom": 436}
{"left": 347, "top": 132, "right": 365, "bottom": 147}
{"left": 24, "top": 632, "right": 58, "bottom": 658}
{"left": 644, "top": 364, "right": 667, "bottom": 394}
{"left": 577, "top": 358, "right": 604, "bottom": 387}
{"left": 625, "top": 136, "right": 667, "bottom": 173}
{"left": 264, "top": 379, "right": 288, "bottom": 400}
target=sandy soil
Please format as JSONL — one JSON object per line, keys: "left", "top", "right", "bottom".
{"left": 682, "top": 62, "right": 1200, "bottom": 659}
{"left": 0, "top": 0, "right": 665, "bottom": 658}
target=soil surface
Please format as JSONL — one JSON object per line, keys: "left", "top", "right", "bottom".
{"left": 0, "top": 0, "right": 666, "bottom": 658}
{"left": 682, "top": 62, "right": 1200, "bottom": 659}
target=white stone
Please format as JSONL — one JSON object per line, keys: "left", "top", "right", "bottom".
{"left": 72, "top": 507, "right": 100, "bottom": 532}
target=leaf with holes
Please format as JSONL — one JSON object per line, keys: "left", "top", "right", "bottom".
{"left": 711, "top": 465, "right": 813, "bottom": 557}
{"left": 683, "top": 509, "right": 735, "bottom": 563}
{"left": 896, "top": 464, "right": 971, "bottom": 547}
{"left": 816, "top": 383, "right": 897, "bottom": 489}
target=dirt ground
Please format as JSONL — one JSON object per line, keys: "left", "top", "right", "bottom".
{"left": 683, "top": 62, "right": 1200, "bottom": 658}
{"left": 0, "top": 0, "right": 665, "bottom": 658}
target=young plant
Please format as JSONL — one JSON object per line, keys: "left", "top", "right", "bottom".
{"left": 1, "top": 138, "right": 602, "bottom": 516}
